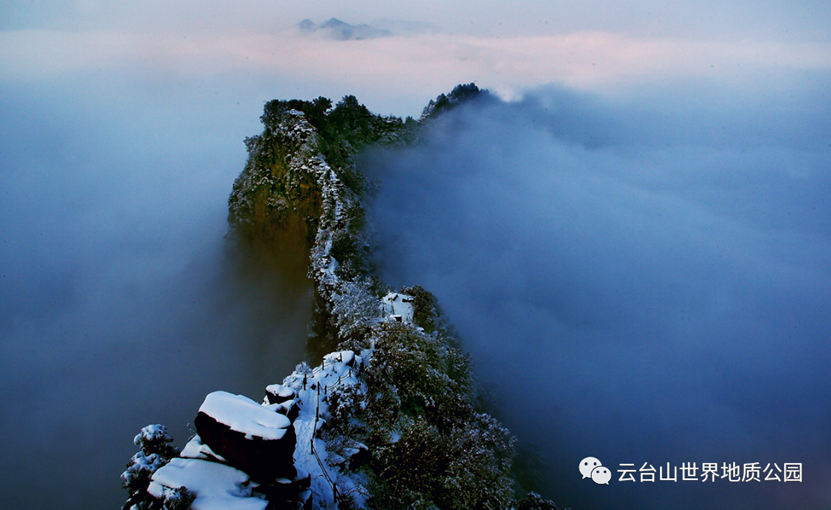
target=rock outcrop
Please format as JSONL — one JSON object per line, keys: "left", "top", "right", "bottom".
{"left": 193, "top": 391, "right": 297, "bottom": 481}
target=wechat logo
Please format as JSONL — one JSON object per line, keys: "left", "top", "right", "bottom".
{"left": 580, "top": 456, "right": 611, "bottom": 485}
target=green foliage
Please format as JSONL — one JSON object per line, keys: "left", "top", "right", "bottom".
{"left": 436, "top": 413, "right": 516, "bottom": 510}
{"left": 330, "top": 227, "right": 370, "bottom": 281}
{"left": 257, "top": 94, "right": 411, "bottom": 195}
{"left": 326, "top": 202, "right": 373, "bottom": 283}
{"left": 331, "top": 278, "right": 381, "bottom": 341}
{"left": 448, "top": 83, "right": 485, "bottom": 103}
{"left": 323, "top": 321, "right": 516, "bottom": 509}
{"left": 368, "top": 417, "right": 443, "bottom": 510}
{"left": 260, "top": 96, "right": 332, "bottom": 133}
{"left": 366, "top": 413, "right": 516, "bottom": 510}
{"left": 432, "top": 82, "right": 483, "bottom": 110}
{"left": 328, "top": 95, "right": 373, "bottom": 141}
{"left": 399, "top": 285, "right": 444, "bottom": 334}
{"left": 364, "top": 322, "right": 472, "bottom": 429}
{"left": 324, "top": 384, "right": 364, "bottom": 437}
{"left": 420, "top": 83, "right": 492, "bottom": 120}
{"left": 134, "top": 424, "right": 179, "bottom": 459}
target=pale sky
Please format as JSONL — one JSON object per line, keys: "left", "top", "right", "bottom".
{"left": 2, "top": 0, "right": 829, "bottom": 39}
{"left": 2, "top": 0, "right": 829, "bottom": 115}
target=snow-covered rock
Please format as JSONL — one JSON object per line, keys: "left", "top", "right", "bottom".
{"left": 199, "top": 391, "right": 291, "bottom": 440}
{"left": 194, "top": 391, "right": 297, "bottom": 481}
{"left": 148, "top": 458, "right": 267, "bottom": 510}
{"left": 265, "top": 384, "right": 297, "bottom": 404}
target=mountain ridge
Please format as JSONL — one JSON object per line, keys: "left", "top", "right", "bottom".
{"left": 121, "top": 85, "right": 561, "bottom": 510}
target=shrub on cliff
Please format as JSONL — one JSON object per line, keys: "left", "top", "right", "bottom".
{"left": 365, "top": 413, "right": 515, "bottom": 510}
{"left": 121, "top": 425, "right": 180, "bottom": 510}
{"left": 364, "top": 322, "right": 473, "bottom": 429}
{"left": 161, "top": 487, "right": 196, "bottom": 510}
{"left": 323, "top": 321, "right": 516, "bottom": 509}
{"left": 420, "top": 83, "right": 491, "bottom": 120}
{"left": 331, "top": 278, "right": 382, "bottom": 339}
{"left": 399, "top": 285, "right": 446, "bottom": 334}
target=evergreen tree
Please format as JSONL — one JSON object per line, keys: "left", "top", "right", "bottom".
{"left": 121, "top": 425, "right": 180, "bottom": 510}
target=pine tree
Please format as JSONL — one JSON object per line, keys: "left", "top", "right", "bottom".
{"left": 121, "top": 425, "right": 180, "bottom": 510}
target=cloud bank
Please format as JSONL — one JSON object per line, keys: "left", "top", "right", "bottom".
{"left": 365, "top": 83, "right": 831, "bottom": 509}
{"left": 3, "top": 26, "right": 829, "bottom": 117}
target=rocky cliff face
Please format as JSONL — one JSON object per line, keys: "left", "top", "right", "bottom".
{"left": 228, "top": 108, "right": 326, "bottom": 249}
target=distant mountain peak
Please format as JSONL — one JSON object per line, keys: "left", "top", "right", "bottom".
{"left": 296, "top": 18, "right": 391, "bottom": 40}
{"left": 320, "top": 17, "right": 348, "bottom": 29}
{"left": 298, "top": 18, "right": 315, "bottom": 31}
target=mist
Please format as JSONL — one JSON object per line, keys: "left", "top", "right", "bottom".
{"left": 2, "top": 0, "right": 829, "bottom": 505}
{"left": 366, "top": 81, "right": 831, "bottom": 509}
{"left": 0, "top": 76, "right": 315, "bottom": 509}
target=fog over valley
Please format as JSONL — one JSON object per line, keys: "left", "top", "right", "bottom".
{"left": 0, "top": 79, "right": 315, "bottom": 509}
{"left": 366, "top": 84, "right": 831, "bottom": 509}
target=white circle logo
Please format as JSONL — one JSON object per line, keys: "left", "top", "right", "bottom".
{"left": 591, "top": 465, "right": 612, "bottom": 485}
{"left": 579, "top": 457, "right": 603, "bottom": 479}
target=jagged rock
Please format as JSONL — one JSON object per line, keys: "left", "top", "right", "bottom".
{"left": 194, "top": 391, "right": 297, "bottom": 481}
{"left": 228, "top": 109, "right": 325, "bottom": 249}
{"left": 267, "top": 476, "right": 308, "bottom": 509}
{"left": 323, "top": 349, "right": 356, "bottom": 368}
